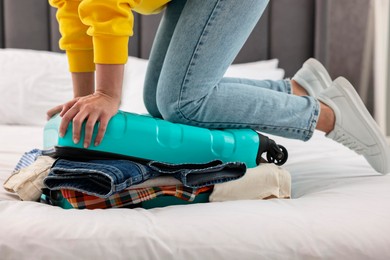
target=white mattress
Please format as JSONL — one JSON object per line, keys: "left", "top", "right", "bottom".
{"left": 1, "top": 124, "right": 390, "bottom": 259}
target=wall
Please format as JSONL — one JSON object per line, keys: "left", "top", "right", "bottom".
{"left": 374, "top": 0, "right": 390, "bottom": 135}
{"left": 316, "top": 0, "right": 374, "bottom": 112}
{"left": 383, "top": 1, "right": 390, "bottom": 137}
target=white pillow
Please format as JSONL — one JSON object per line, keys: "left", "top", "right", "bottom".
{"left": 0, "top": 49, "right": 72, "bottom": 126}
{"left": 121, "top": 56, "right": 149, "bottom": 114}
{"left": 0, "top": 48, "right": 285, "bottom": 126}
{"left": 224, "top": 59, "right": 285, "bottom": 80}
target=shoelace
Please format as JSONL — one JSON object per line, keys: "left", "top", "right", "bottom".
{"left": 331, "top": 129, "right": 365, "bottom": 154}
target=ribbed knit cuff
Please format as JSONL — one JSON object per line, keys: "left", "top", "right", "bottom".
{"left": 67, "top": 50, "right": 95, "bottom": 72}
{"left": 93, "top": 36, "right": 129, "bottom": 64}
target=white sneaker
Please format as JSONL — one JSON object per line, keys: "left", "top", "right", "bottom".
{"left": 318, "top": 77, "right": 390, "bottom": 174}
{"left": 293, "top": 58, "right": 332, "bottom": 97}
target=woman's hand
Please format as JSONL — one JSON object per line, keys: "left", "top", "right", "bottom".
{"left": 54, "top": 91, "right": 120, "bottom": 148}
{"left": 47, "top": 64, "right": 124, "bottom": 148}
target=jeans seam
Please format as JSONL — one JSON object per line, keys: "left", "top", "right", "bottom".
{"left": 176, "top": 0, "right": 222, "bottom": 122}
{"left": 303, "top": 99, "right": 320, "bottom": 141}
{"left": 284, "top": 79, "right": 292, "bottom": 94}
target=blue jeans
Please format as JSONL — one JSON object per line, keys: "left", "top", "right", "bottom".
{"left": 143, "top": 0, "right": 320, "bottom": 141}
{"left": 44, "top": 159, "right": 246, "bottom": 198}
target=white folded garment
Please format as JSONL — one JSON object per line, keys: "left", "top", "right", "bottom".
{"left": 209, "top": 163, "right": 291, "bottom": 202}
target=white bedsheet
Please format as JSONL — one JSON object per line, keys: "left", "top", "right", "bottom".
{"left": 1, "top": 124, "right": 390, "bottom": 259}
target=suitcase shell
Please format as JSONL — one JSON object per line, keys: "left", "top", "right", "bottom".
{"left": 44, "top": 111, "right": 260, "bottom": 167}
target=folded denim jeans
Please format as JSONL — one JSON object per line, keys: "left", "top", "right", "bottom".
{"left": 148, "top": 160, "right": 246, "bottom": 188}
{"left": 44, "top": 159, "right": 246, "bottom": 198}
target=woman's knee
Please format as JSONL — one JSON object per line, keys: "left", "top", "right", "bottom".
{"left": 155, "top": 84, "right": 194, "bottom": 124}
{"left": 143, "top": 84, "right": 161, "bottom": 118}
{"left": 155, "top": 74, "right": 208, "bottom": 124}
{"left": 156, "top": 91, "right": 181, "bottom": 122}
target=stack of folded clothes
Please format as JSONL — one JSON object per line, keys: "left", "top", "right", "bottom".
{"left": 43, "top": 158, "right": 245, "bottom": 209}
{"left": 4, "top": 149, "right": 291, "bottom": 210}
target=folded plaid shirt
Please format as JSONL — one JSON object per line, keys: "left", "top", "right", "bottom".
{"left": 61, "top": 185, "right": 212, "bottom": 209}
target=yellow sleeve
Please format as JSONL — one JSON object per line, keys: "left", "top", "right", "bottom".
{"left": 49, "top": 0, "right": 95, "bottom": 72}
{"left": 133, "top": 0, "right": 171, "bottom": 15}
{"left": 78, "top": 0, "right": 139, "bottom": 65}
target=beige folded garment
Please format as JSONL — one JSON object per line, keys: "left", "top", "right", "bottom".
{"left": 3, "top": 156, "right": 55, "bottom": 201}
{"left": 209, "top": 163, "right": 291, "bottom": 202}
{"left": 130, "top": 175, "right": 181, "bottom": 189}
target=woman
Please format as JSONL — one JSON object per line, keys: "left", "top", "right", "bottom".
{"left": 48, "top": 0, "right": 390, "bottom": 174}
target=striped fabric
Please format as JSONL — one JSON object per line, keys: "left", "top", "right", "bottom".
{"left": 61, "top": 185, "right": 212, "bottom": 209}
{"left": 13, "top": 149, "right": 43, "bottom": 171}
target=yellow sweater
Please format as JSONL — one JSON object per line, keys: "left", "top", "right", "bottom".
{"left": 49, "top": 0, "right": 171, "bottom": 72}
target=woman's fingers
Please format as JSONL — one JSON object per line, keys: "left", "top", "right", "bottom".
{"left": 71, "top": 109, "right": 90, "bottom": 145}
{"left": 59, "top": 104, "right": 80, "bottom": 138}
{"left": 70, "top": 111, "right": 110, "bottom": 148}
{"left": 94, "top": 115, "right": 110, "bottom": 147}
{"left": 60, "top": 98, "right": 79, "bottom": 117}
{"left": 82, "top": 113, "right": 100, "bottom": 148}
{"left": 72, "top": 112, "right": 109, "bottom": 148}
{"left": 47, "top": 97, "right": 80, "bottom": 120}
{"left": 46, "top": 104, "right": 63, "bottom": 120}
{"left": 54, "top": 93, "right": 119, "bottom": 147}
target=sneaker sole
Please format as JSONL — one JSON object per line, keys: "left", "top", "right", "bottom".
{"left": 334, "top": 77, "right": 390, "bottom": 174}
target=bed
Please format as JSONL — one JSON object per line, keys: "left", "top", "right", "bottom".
{"left": 1, "top": 1, "right": 390, "bottom": 259}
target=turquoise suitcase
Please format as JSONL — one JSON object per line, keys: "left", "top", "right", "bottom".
{"left": 43, "top": 111, "right": 287, "bottom": 167}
